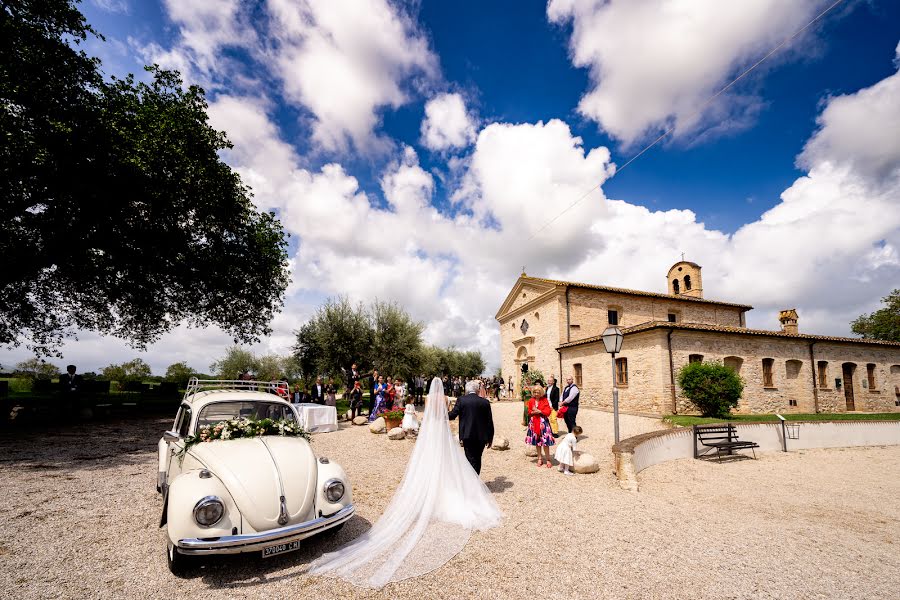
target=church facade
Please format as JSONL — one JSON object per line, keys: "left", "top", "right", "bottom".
{"left": 495, "top": 261, "right": 900, "bottom": 415}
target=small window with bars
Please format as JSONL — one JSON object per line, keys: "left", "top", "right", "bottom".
{"left": 866, "top": 364, "right": 876, "bottom": 390}
{"left": 573, "top": 363, "right": 583, "bottom": 388}
{"left": 762, "top": 358, "right": 775, "bottom": 387}
{"left": 688, "top": 354, "right": 703, "bottom": 364}
{"left": 608, "top": 310, "right": 619, "bottom": 325}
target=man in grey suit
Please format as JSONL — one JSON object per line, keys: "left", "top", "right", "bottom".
{"left": 448, "top": 380, "right": 494, "bottom": 475}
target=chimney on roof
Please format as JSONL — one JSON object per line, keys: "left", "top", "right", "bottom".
{"left": 779, "top": 309, "right": 799, "bottom": 334}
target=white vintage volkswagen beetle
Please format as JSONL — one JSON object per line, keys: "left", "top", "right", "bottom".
{"left": 157, "top": 379, "right": 353, "bottom": 575}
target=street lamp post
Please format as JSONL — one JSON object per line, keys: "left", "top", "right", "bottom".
{"left": 601, "top": 326, "right": 624, "bottom": 444}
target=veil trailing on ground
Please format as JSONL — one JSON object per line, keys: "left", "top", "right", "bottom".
{"left": 308, "top": 377, "right": 502, "bottom": 588}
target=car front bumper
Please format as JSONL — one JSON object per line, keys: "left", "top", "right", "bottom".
{"left": 176, "top": 504, "right": 354, "bottom": 555}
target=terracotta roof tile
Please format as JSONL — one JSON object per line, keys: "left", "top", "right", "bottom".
{"left": 557, "top": 320, "right": 900, "bottom": 349}
{"left": 523, "top": 275, "right": 752, "bottom": 309}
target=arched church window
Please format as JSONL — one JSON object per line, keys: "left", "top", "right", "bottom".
{"left": 673, "top": 279, "right": 680, "bottom": 294}
{"left": 684, "top": 275, "right": 692, "bottom": 290}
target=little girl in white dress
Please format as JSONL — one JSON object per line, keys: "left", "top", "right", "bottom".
{"left": 401, "top": 403, "right": 419, "bottom": 433}
{"left": 555, "top": 425, "right": 582, "bottom": 475}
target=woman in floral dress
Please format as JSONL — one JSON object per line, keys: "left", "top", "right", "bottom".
{"left": 525, "top": 384, "right": 555, "bottom": 467}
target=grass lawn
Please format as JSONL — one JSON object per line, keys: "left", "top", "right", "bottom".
{"left": 664, "top": 412, "right": 900, "bottom": 427}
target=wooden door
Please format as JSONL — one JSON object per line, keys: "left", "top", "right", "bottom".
{"left": 842, "top": 363, "right": 855, "bottom": 411}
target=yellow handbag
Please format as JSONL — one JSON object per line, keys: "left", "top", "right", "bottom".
{"left": 549, "top": 409, "right": 559, "bottom": 436}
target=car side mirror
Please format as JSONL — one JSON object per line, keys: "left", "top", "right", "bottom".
{"left": 163, "top": 430, "right": 180, "bottom": 443}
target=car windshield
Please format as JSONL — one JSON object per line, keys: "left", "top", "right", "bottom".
{"left": 196, "top": 401, "right": 297, "bottom": 429}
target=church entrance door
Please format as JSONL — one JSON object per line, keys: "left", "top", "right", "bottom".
{"left": 842, "top": 363, "right": 856, "bottom": 411}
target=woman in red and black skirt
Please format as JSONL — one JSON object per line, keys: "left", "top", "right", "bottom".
{"left": 525, "top": 384, "right": 555, "bottom": 467}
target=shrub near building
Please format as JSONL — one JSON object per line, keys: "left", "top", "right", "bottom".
{"left": 677, "top": 362, "right": 744, "bottom": 418}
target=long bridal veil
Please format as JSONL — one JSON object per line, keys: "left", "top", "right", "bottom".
{"left": 308, "top": 377, "right": 502, "bottom": 588}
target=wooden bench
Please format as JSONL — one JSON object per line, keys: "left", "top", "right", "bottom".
{"left": 693, "top": 424, "right": 758, "bottom": 461}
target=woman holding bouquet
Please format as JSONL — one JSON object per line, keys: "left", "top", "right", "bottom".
{"left": 525, "top": 384, "right": 555, "bottom": 467}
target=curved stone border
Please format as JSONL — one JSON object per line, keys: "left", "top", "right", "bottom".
{"left": 612, "top": 420, "right": 900, "bottom": 491}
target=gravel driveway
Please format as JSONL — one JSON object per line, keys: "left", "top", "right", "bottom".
{"left": 1, "top": 403, "right": 898, "bottom": 599}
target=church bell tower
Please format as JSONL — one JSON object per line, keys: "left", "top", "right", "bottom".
{"left": 667, "top": 260, "right": 703, "bottom": 298}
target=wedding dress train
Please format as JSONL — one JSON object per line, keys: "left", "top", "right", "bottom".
{"left": 308, "top": 377, "right": 502, "bottom": 588}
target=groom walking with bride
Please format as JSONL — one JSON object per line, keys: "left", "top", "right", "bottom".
{"left": 449, "top": 379, "right": 494, "bottom": 475}
{"left": 309, "top": 377, "right": 502, "bottom": 589}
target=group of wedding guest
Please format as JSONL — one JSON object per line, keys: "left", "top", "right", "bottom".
{"left": 289, "top": 376, "right": 338, "bottom": 406}
{"left": 367, "top": 370, "right": 411, "bottom": 422}
{"left": 524, "top": 374, "right": 583, "bottom": 475}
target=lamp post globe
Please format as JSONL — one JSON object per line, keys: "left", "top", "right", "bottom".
{"left": 601, "top": 326, "right": 624, "bottom": 354}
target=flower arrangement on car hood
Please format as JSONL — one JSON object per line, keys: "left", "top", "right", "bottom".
{"left": 178, "top": 417, "right": 310, "bottom": 460}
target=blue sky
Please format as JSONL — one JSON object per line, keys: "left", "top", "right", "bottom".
{"left": 4, "top": 0, "right": 899, "bottom": 373}
{"left": 83, "top": 0, "right": 899, "bottom": 233}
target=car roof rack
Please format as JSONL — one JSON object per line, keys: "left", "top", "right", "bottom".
{"left": 183, "top": 378, "right": 290, "bottom": 401}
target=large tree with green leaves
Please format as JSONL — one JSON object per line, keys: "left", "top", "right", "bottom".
{"left": 851, "top": 289, "right": 900, "bottom": 342}
{"left": 14, "top": 357, "right": 60, "bottom": 380}
{"left": 293, "top": 297, "right": 486, "bottom": 381}
{"left": 164, "top": 361, "right": 196, "bottom": 386}
{"left": 370, "top": 300, "right": 424, "bottom": 380}
{"left": 101, "top": 358, "right": 152, "bottom": 383}
{"left": 209, "top": 346, "right": 258, "bottom": 379}
{"left": 1, "top": 1, "right": 289, "bottom": 355}
{"left": 295, "top": 296, "right": 373, "bottom": 380}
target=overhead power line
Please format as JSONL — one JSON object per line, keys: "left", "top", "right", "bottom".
{"left": 525, "top": 0, "right": 846, "bottom": 242}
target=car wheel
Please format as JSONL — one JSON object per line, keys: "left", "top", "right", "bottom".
{"left": 166, "top": 541, "right": 193, "bottom": 577}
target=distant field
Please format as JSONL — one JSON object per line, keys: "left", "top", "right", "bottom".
{"left": 665, "top": 413, "right": 900, "bottom": 427}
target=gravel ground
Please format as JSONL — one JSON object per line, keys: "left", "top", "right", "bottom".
{"left": 1, "top": 403, "right": 899, "bottom": 599}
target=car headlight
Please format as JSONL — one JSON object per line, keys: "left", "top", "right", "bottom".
{"left": 324, "top": 479, "right": 345, "bottom": 503}
{"left": 193, "top": 496, "right": 224, "bottom": 527}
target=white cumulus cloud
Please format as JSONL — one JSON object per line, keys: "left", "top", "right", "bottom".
{"left": 265, "top": 0, "right": 438, "bottom": 152}
{"left": 420, "top": 93, "right": 477, "bottom": 151}
{"left": 548, "top": 0, "right": 825, "bottom": 145}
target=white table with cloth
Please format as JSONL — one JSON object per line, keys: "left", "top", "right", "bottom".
{"left": 293, "top": 403, "right": 338, "bottom": 433}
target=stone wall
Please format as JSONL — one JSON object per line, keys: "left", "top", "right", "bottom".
{"left": 560, "top": 330, "right": 673, "bottom": 415}
{"left": 559, "top": 327, "right": 900, "bottom": 416}
{"left": 812, "top": 343, "right": 900, "bottom": 413}
{"left": 669, "top": 331, "right": 900, "bottom": 415}
{"left": 566, "top": 288, "right": 744, "bottom": 343}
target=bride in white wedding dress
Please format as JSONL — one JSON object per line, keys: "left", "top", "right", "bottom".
{"left": 308, "top": 377, "right": 502, "bottom": 588}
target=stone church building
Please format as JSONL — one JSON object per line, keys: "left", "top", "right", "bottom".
{"left": 496, "top": 261, "right": 900, "bottom": 415}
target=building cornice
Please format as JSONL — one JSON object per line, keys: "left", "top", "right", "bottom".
{"left": 496, "top": 287, "right": 564, "bottom": 322}
{"left": 557, "top": 320, "right": 900, "bottom": 351}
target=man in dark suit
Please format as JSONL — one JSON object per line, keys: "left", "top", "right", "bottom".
{"left": 59, "top": 364, "right": 84, "bottom": 415}
{"left": 546, "top": 375, "right": 560, "bottom": 410}
{"left": 310, "top": 377, "right": 325, "bottom": 404}
{"left": 448, "top": 380, "right": 494, "bottom": 475}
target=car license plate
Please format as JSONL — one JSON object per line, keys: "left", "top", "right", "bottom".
{"left": 262, "top": 540, "right": 301, "bottom": 558}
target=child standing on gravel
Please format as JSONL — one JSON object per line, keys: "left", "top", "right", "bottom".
{"left": 555, "top": 426, "right": 582, "bottom": 475}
